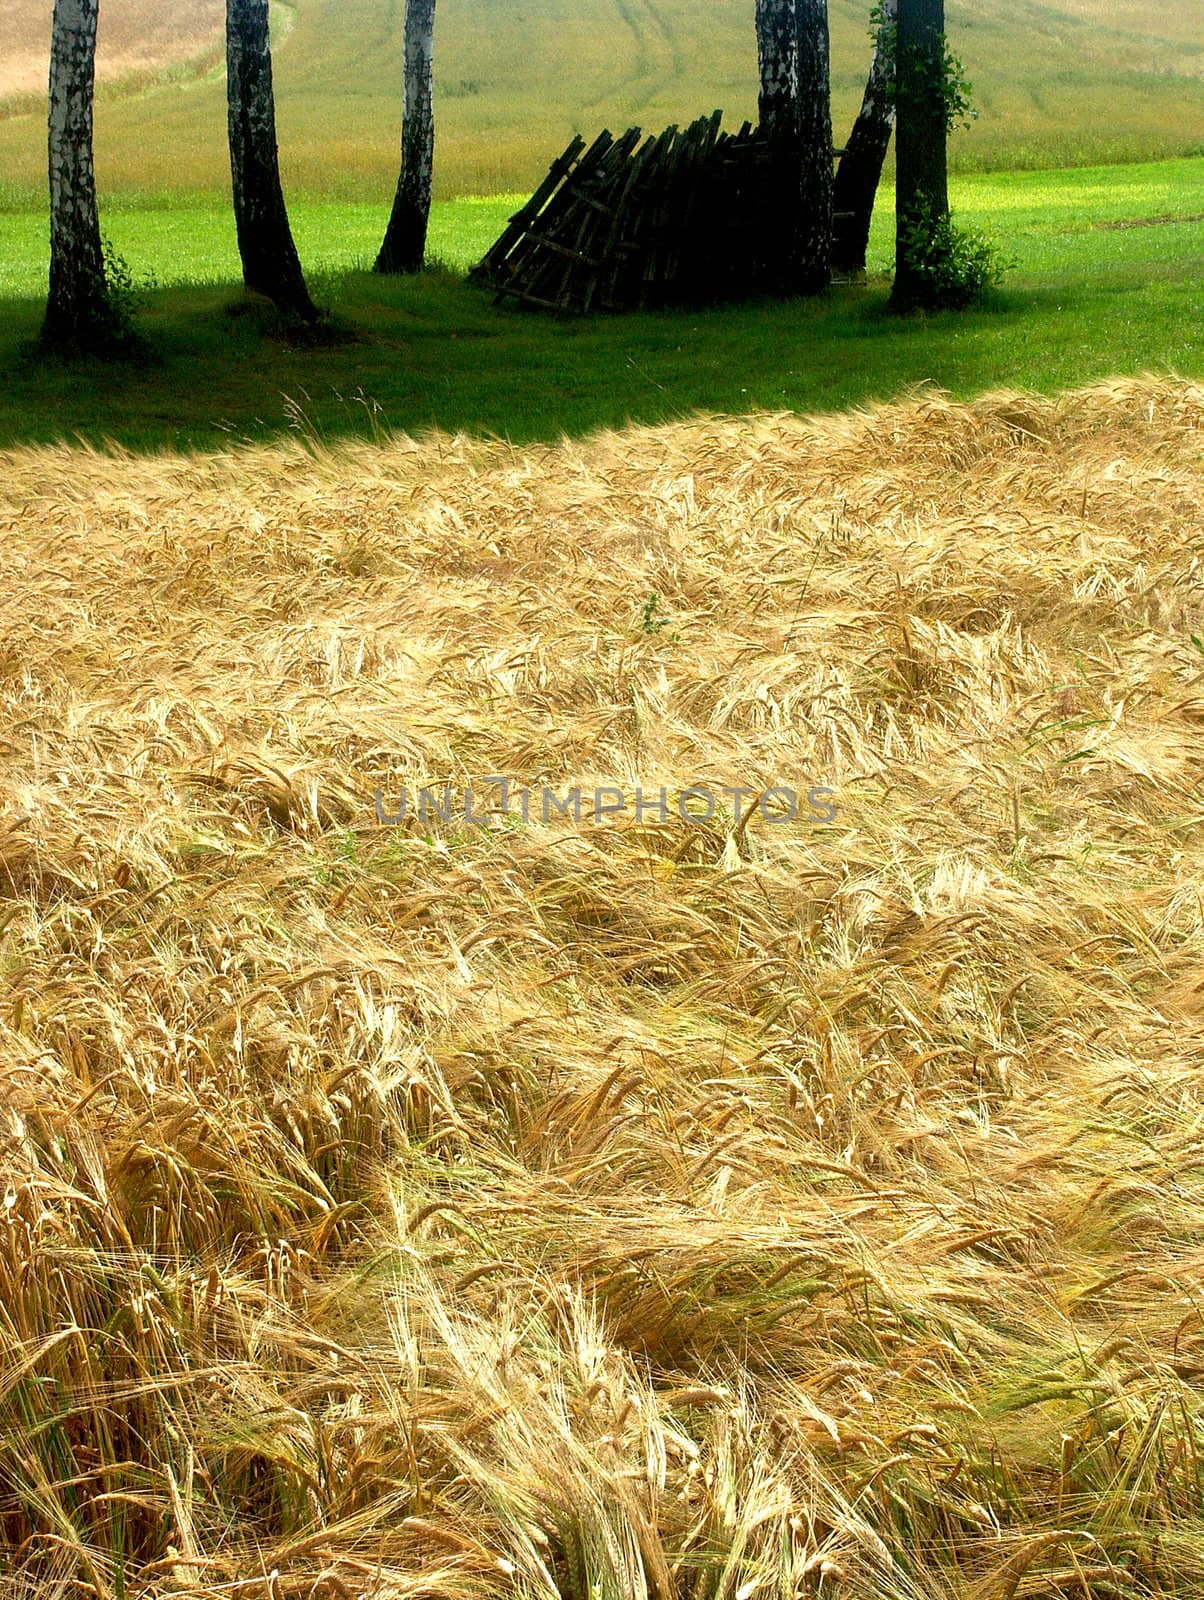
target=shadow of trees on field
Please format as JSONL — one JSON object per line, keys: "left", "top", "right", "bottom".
{"left": 0, "top": 263, "right": 1173, "bottom": 457}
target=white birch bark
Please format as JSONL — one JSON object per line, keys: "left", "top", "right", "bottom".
{"left": 756, "top": 0, "right": 832, "bottom": 295}
{"left": 834, "top": 0, "right": 898, "bottom": 274}
{"left": 756, "top": 0, "right": 800, "bottom": 147}
{"left": 44, "top": 0, "right": 109, "bottom": 349}
{"left": 377, "top": 0, "right": 437, "bottom": 274}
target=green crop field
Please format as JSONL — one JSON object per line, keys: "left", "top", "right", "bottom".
{"left": 1, "top": 0, "right": 1202, "bottom": 207}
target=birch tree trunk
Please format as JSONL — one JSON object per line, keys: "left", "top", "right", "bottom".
{"left": 376, "top": 0, "right": 436, "bottom": 275}
{"left": 794, "top": 0, "right": 834, "bottom": 294}
{"left": 226, "top": 0, "right": 315, "bottom": 319}
{"left": 755, "top": 0, "right": 799, "bottom": 146}
{"left": 755, "top": 0, "right": 832, "bottom": 295}
{"left": 833, "top": 0, "right": 897, "bottom": 276}
{"left": 891, "top": 0, "right": 949, "bottom": 308}
{"left": 755, "top": 0, "right": 798, "bottom": 291}
{"left": 43, "top": 0, "right": 110, "bottom": 352}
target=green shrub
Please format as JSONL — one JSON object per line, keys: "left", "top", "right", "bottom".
{"left": 99, "top": 237, "right": 156, "bottom": 349}
{"left": 898, "top": 202, "right": 1008, "bottom": 309}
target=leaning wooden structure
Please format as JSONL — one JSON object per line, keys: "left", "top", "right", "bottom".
{"left": 470, "top": 112, "right": 835, "bottom": 315}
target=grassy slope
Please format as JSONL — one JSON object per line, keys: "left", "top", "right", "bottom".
{"left": 0, "top": 159, "right": 1200, "bottom": 453}
{"left": 3, "top": 376, "right": 1204, "bottom": 1597}
{"left": 1, "top": 0, "right": 1201, "bottom": 204}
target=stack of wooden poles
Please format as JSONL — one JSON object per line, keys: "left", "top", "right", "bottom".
{"left": 470, "top": 111, "right": 802, "bottom": 314}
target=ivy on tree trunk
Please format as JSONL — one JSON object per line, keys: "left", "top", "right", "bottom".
{"left": 226, "top": 0, "right": 316, "bottom": 320}
{"left": 891, "top": 0, "right": 949, "bottom": 309}
{"left": 44, "top": 0, "right": 110, "bottom": 353}
{"left": 833, "top": 0, "right": 897, "bottom": 277}
{"left": 377, "top": 0, "right": 437, "bottom": 275}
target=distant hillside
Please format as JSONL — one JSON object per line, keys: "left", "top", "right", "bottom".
{"left": 0, "top": 0, "right": 1201, "bottom": 202}
{"left": 0, "top": 0, "right": 223, "bottom": 101}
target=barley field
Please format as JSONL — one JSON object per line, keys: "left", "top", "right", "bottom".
{"left": 2, "top": 377, "right": 1203, "bottom": 1596}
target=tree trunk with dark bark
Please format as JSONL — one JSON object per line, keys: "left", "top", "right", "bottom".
{"left": 891, "top": 0, "right": 949, "bottom": 309}
{"left": 795, "top": 0, "right": 834, "bottom": 294}
{"left": 755, "top": 0, "right": 832, "bottom": 296}
{"left": 43, "top": 0, "right": 110, "bottom": 353}
{"left": 377, "top": 0, "right": 437, "bottom": 275}
{"left": 226, "top": 0, "right": 315, "bottom": 319}
{"left": 833, "top": 0, "right": 896, "bottom": 276}
{"left": 755, "top": 0, "right": 799, "bottom": 291}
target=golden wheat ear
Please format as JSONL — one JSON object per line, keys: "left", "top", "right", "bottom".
{"left": 1, "top": 377, "right": 1201, "bottom": 1597}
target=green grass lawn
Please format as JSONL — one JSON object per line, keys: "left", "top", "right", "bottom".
{"left": 0, "top": 158, "right": 1200, "bottom": 454}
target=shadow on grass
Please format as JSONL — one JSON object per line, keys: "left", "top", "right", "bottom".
{"left": 0, "top": 258, "right": 1197, "bottom": 456}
